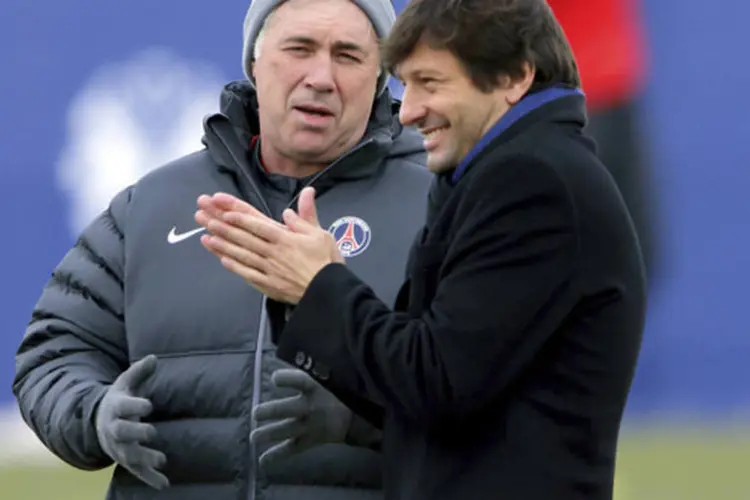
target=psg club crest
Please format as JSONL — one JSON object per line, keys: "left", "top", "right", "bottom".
{"left": 328, "top": 216, "right": 372, "bottom": 258}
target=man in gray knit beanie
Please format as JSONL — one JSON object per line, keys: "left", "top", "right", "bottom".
{"left": 234, "top": 0, "right": 401, "bottom": 176}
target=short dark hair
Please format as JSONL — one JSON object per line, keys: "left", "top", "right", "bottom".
{"left": 382, "top": 0, "right": 581, "bottom": 94}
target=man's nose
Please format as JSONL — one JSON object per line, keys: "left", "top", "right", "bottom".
{"left": 303, "top": 59, "right": 336, "bottom": 93}
{"left": 398, "top": 86, "right": 426, "bottom": 127}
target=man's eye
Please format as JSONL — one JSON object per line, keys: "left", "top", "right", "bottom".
{"left": 338, "top": 54, "right": 361, "bottom": 63}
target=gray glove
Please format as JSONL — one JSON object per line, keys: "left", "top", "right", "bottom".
{"left": 95, "top": 354, "right": 169, "bottom": 490}
{"left": 251, "top": 368, "right": 352, "bottom": 467}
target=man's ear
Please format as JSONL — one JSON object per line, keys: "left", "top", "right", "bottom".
{"left": 504, "top": 62, "right": 536, "bottom": 106}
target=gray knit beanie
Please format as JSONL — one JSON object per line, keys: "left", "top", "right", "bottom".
{"left": 242, "top": 0, "right": 396, "bottom": 96}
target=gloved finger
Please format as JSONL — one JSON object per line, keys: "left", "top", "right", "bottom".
{"left": 114, "top": 355, "right": 158, "bottom": 393}
{"left": 272, "top": 369, "right": 319, "bottom": 393}
{"left": 127, "top": 465, "right": 170, "bottom": 491}
{"left": 253, "top": 394, "right": 309, "bottom": 422}
{"left": 258, "top": 439, "right": 309, "bottom": 468}
{"left": 111, "top": 395, "right": 153, "bottom": 419}
{"left": 251, "top": 418, "right": 307, "bottom": 445}
{"left": 110, "top": 420, "right": 157, "bottom": 443}
{"left": 118, "top": 443, "right": 167, "bottom": 470}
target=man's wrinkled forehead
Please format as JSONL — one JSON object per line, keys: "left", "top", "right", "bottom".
{"left": 265, "top": 0, "right": 378, "bottom": 49}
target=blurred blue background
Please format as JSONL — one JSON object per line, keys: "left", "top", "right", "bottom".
{"left": 1, "top": 0, "right": 748, "bottom": 497}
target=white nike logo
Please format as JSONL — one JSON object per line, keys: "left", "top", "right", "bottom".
{"left": 167, "top": 226, "right": 206, "bottom": 244}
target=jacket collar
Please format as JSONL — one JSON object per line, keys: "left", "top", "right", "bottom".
{"left": 450, "top": 86, "right": 587, "bottom": 185}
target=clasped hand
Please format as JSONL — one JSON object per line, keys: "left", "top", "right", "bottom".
{"left": 195, "top": 187, "right": 344, "bottom": 304}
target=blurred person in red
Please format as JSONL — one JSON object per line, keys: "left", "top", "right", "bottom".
{"left": 548, "top": 0, "right": 659, "bottom": 284}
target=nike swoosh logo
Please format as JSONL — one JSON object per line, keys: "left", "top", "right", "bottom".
{"left": 167, "top": 226, "right": 206, "bottom": 244}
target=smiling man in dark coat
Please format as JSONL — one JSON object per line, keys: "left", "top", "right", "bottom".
{"left": 194, "top": 0, "right": 648, "bottom": 499}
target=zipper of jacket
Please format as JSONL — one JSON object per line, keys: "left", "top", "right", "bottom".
{"left": 232, "top": 137, "right": 374, "bottom": 500}
{"left": 215, "top": 133, "right": 272, "bottom": 500}
{"left": 249, "top": 299, "right": 269, "bottom": 500}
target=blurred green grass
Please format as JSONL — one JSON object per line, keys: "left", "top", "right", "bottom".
{"left": 0, "top": 426, "right": 748, "bottom": 499}
{"left": 614, "top": 425, "right": 750, "bottom": 499}
{"left": 0, "top": 465, "right": 111, "bottom": 499}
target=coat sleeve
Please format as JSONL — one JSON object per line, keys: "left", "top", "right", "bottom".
{"left": 276, "top": 158, "right": 580, "bottom": 428}
{"left": 266, "top": 298, "right": 385, "bottom": 444}
{"left": 12, "top": 186, "right": 134, "bottom": 470}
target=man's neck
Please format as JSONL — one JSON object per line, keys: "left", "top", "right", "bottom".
{"left": 258, "top": 140, "right": 327, "bottom": 179}
{"left": 480, "top": 99, "right": 511, "bottom": 138}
